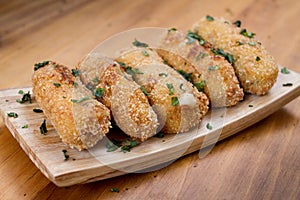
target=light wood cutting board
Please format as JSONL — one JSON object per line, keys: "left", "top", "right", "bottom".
{"left": 0, "top": 68, "right": 299, "bottom": 187}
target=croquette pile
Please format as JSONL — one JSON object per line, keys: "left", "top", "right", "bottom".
{"left": 32, "top": 16, "right": 278, "bottom": 150}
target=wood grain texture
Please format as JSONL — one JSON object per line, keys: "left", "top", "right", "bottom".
{"left": 0, "top": 0, "right": 300, "bottom": 199}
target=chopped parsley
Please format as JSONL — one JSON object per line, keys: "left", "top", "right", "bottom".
{"left": 73, "top": 82, "right": 79, "bottom": 88}
{"left": 256, "top": 56, "right": 261, "bottom": 61}
{"left": 34, "top": 61, "right": 50, "bottom": 71}
{"left": 206, "top": 15, "right": 214, "bottom": 21}
{"left": 71, "top": 96, "right": 90, "bottom": 103}
{"left": 177, "top": 69, "right": 193, "bottom": 82}
{"left": 282, "top": 83, "right": 293, "bottom": 87}
{"left": 22, "top": 124, "right": 28, "bottom": 129}
{"left": 94, "top": 88, "right": 105, "bottom": 98}
{"left": 168, "top": 27, "right": 177, "bottom": 32}
{"left": 166, "top": 83, "right": 174, "bottom": 95}
{"left": 281, "top": 67, "right": 290, "bottom": 74}
{"left": 154, "top": 132, "right": 165, "bottom": 138}
{"left": 53, "top": 83, "right": 61, "bottom": 87}
{"left": 208, "top": 65, "right": 219, "bottom": 71}
{"left": 233, "top": 20, "right": 241, "bottom": 27}
{"left": 106, "top": 139, "right": 121, "bottom": 152}
{"left": 7, "top": 112, "right": 18, "bottom": 118}
{"left": 18, "top": 90, "right": 24, "bottom": 94}
{"left": 194, "top": 80, "right": 206, "bottom": 92}
{"left": 16, "top": 91, "right": 32, "bottom": 104}
{"left": 62, "top": 149, "right": 69, "bottom": 161}
{"left": 71, "top": 69, "right": 81, "bottom": 77}
{"left": 236, "top": 41, "right": 244, "bottom": 45}
{"left": 142, "top": 50, "right": 149, "bottom": 56}
{"left": 33, "top": 108, "right": 43, "bottom": 113}
{"left": 179, "top": 83, "right": 185, "bottom": 91}
{"left": 92, "top": 77, "right": 99, "bottom": 83}
{"left": 186, "top": 30, "right": 205, "bottom": 45}
{"left": 132, "top": 39, "right": 148, "bottom": 47}
{"left": 40, "top": 119, "right": 47, "bottom": 135}
{"left": 110, "top": 188, "right": 120, "bottom": 193}
{"left": 206, "top": 123, "right": 213, "bottom": 130}
{"left": 121, "top": 139, "right": 137, "bottom": 153}
{"left": 159, "top": 73, "right": 168, "bottom": 77}
{"left": 196, "top": 52, "right": 207, "bottom": 60}
{"left": 125, "top": 66, "right": 143, "bottom": 75}
{"left": 117, "top": 61, "right": 126, "bottom": 67}
{"left": 171, "top": 96, "right": 179, "bottom": 106}
{"left": 106, "top": 138, "right": 138, "bottom": 153}
{"left": 140, "top": 86, "right": 149, "bottom": 96}
{"left": 248, "top": 42, "right": 256, "bottom": 46}
{"left": 211, "top": 48, "right": 234, "bottom": 65}
{"left": 240, "top": 28, "right": 255, "bottom": 38}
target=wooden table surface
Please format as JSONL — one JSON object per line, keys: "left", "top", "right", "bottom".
{"left": 1, "top": 0, "right": 299, "bottom": 199}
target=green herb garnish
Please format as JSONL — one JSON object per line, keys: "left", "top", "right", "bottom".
{"left": 196, "top": 52, "right": 207, "bottom": 60}
{"left": 281, "top": 67, "right": 290, "bottom": 74}
{"left": 106, "top": 139, "right": 121, "bottom": 152}
{"left": 71, "top": 69, "right": 81, "bottom": 77}
{"left": 121, "top": 139, "right": 137, "bottom": 153}
{"left": 22, "top": 124, "right": 28, "bottom": 129}
{"left": 248, "top": 42, "right": 256, "bottom": 46}
{"left": 73, "top": 82, "right": 79, "bottom": 88}
{"left": 154, "top": 132, "right": 165, "bottom": 138}
{"left": 140, "top": 86, "right": 148, "bottom": 96}
{"left": 92, "top": 77, "right": 99, "bottom": 83}
{"left": 256, "top": 56, "right": 261, "bottom": 61}
{"left": 206, "top": 123, "right": 213, "bottom": 130}
{"left": 142, "top": 50, "right": 149, "bottom": 56}
{"left": 179, "top": 83, "right": 185, "bottom": 91}
{"left": 282, "top": 83, "right": 293, "bottom": 87}
{"left": 132, "top": 39, "right": 148, "bottom": 47}
{"left": 233, "top": 20, "right": 241, "bottom": 27}
{"left": 34, "top": 61, "right": 50, "bottom": 71}
{"left": 208, "top": 65, "right": 219, "bottom": 71}
{"left": 240, "top": 28, "right": 255, "bottom": 38}
{"left": 177, "top": 69, "right": 193, "bottom": 82}
{"left": 186, "top": 31, "right": 205, "bottom": 45}
{"left": 33, "top": 108, "right": 43, "bottom": 113}
{"left": 159, "top": 73, "right": 168, "bottom": 77}
{"left": 125, "top": 66, "right": 143, "bottom": 75}
{"left": 53, "top": 83, "right": 61, "bottom": 87}
{"left": 110, "top": 188, "right": 120, "bottom": 193}
{"left": 40, "top": 119, "right": 47, "bottom": 135}
{"left": 168, "top": 28, "right": 177, "bottom": 32}
{"left": 94, "top": 88, "right": 105, "bottom": 98}
{"left": 16, "top": 91, "right": 32, "bottom": 104}
{"left": 71, "top": 96, "right": 90, "bottom": 103}
{"left": 18, "top": 90, "right": 24, "bottom": 94}
{"left": 171, "top": 96, "right": 179, "bottom": 106}
{"left": 166, "top": 83, "right": 174, "bottom": 95}
{"left": 117, "top": 61, "right": 126, "bottom": 67}
{"left": 7, "top": 112, "right": 18, "bottom": 118}
{"left": 62, "top": 149, "right": 69, "bottom": 161}
{"left": 206, "top": 15, "right": 214, "bottom": 21}
{"left": 236, "top": 41, "right": 244, "bottom": 45}
{"left": 211, "top": 48, "right": 234, "bottom": 65}
{"left": 194, "top": 80, "right": 206, "bottom": 92}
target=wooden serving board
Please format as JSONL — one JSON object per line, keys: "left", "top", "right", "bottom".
{"left": 1, "top": 68, "right": 300, "bottom": 187}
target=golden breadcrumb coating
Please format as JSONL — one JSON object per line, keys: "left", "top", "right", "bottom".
{"left": 78, "top": 53, "right": 158, "bottom": 141}
{"left": 157, "top": 29, "right": 244, "bottom": 107}
{"left": 32, "top": 61, "right": 111, "bottom": 150}
{"left": 192, "top": 16, "right": 278, "bottom": 95}
{"left": 116, "top": 48, "right": 209, "bottom": 134}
